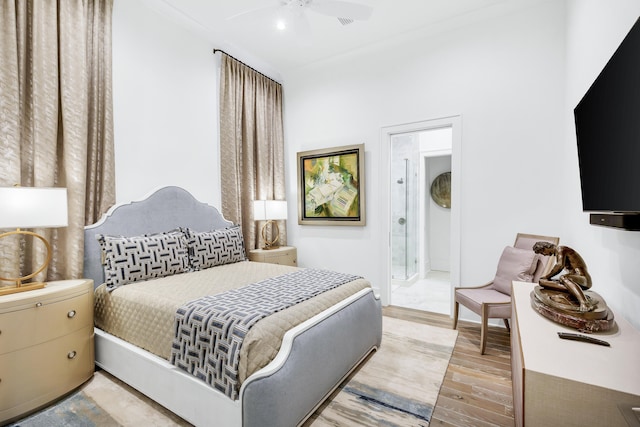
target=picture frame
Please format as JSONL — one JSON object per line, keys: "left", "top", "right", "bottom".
{"left": 297, "top": 143, "right": 365, "bottom": 226}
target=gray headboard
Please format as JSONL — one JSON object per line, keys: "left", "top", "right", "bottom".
{"left": 83, "top": 186, "right": 233, "bottom": 289}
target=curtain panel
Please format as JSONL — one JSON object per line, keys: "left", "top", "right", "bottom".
{"left": 0, "top": 0, "right": 115, "bottom": 284}
{"left": 219, "top": 53, "right": 286, "bottom": 251}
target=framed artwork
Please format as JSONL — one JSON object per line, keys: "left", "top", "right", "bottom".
{"left": 297, "top": 144, "right": 365, "bottom": 226}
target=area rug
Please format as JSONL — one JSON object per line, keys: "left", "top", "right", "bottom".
{"left": 9, "top": 372, "right": 190, "bottom": 427}
{"left": 10, "top": 317, "right": 457, "bottom": 427}
{"left": 304, "top": 316, "right": 458, "bottom": 426}
{"left": 9, "top": 392, "right": 118, "bottom": 427}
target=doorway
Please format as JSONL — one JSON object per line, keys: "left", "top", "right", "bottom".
{"left": 380, "top": 116, "right": 461, "bottom": 316}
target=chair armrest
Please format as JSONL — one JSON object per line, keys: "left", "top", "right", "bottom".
{"left": 454, "top": 281, "right": 493, "bottom": 291}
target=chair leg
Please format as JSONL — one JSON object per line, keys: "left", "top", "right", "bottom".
{"left": 480, "top": 305, "right": 489, "bottom": 355}
{"left": 503, "top": 318, "right": 510, "bottom": 332}
{"left": 453, "top": 301, "right": 459, "bottom": 330}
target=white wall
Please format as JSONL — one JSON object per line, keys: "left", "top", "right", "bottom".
{"left": 284, "top": 1, "right": 567, "bottom": 310}
{"left": 420, "top": 128, "right": 453, "bottom": 273}
{"left": 563, "top": 1, "right": 640, "bottom": 329}
{"left": 426, "top": 156, "right": 451, "bottom": 272}
{"left": 110, "top": 0, "right": 640, "bottom": 328}
{"left": 112, "top": 0, "right": 220, "bottom": 206}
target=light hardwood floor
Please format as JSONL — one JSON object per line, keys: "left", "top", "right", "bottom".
{"left": 383, "top": 306, "right": 514, "bottom": 427}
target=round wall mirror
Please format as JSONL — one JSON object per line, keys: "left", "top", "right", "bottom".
{"left": 430, "top": 172, "right": 451, "bottom": 208}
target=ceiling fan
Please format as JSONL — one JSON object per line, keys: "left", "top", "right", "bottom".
{"left": 228, "top": 0, "right": 373, "bottom": 39}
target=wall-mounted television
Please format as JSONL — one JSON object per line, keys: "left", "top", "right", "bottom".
{"left": 574, "top": 17, "right": 640, "bottom": 230}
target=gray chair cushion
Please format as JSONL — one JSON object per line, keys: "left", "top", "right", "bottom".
{"left": 492, "top": 246, "right": 538, "bottom": 295}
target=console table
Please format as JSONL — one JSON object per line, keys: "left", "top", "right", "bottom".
{"left": 511, "top": 282, "right": 640, "bottom": 427}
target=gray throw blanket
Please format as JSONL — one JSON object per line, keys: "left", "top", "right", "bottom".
{"left": 170, "top": 268, "right": 360, "bottom": 400}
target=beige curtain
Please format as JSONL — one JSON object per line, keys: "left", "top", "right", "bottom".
{"left": 0, "top": 0, "right": 115, "bottom": 283}
{"left": 219, "top": 53, "right": 286, "bottom": 250}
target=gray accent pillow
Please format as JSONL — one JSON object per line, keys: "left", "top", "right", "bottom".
{"left": 492, "top": 246, "right": 538, "bottom": 295}
{"left": 185, "top": 226, "right": 247, "bottom": 270}
{"left": 97, "top": 230, "right": 189, "bottom": 291}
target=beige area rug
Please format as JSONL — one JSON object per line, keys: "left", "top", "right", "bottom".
{"left": 304, "top": 317, "right": 458, "bottom": 426}
{"left": 11, "top": 317, "right": 457, "bottom": 427}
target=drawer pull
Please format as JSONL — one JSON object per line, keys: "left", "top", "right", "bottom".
{"left": 67, "top": 351, "right": 77, "bottom": 359}
{"left": 67, "top": 310, "right": 76, "bottom": 318}
{"left": 35, "top": 302, "right": 43, "bottom": 308}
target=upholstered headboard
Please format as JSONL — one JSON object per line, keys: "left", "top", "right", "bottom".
{"left": 83, "top": 186, "right": 233, "bottom": 289}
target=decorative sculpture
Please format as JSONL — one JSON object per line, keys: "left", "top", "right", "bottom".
{"left": 533, "top": 242, "right": 594, "bottom": 312}
{"left": 530, "top": 242, "right": 615, "bottom": 332}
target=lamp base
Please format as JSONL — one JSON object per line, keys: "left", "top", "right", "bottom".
{"left": 0, "top": 229, "right": 52, "bottom": 296}
{"left": 261, "top": 243, "right": 281, "bottom": 250}
{"left": 0, "top": 282, "right": 46, "bottom": 296}
{"left": 260, "top": 220, "right": 281, "bottom": 250}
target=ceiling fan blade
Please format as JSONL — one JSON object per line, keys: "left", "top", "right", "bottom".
{"left": 308, "top": 0, "right": 373, "bottom": 21}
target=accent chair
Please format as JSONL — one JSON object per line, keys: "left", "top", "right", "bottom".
{"left": 452, "top": 233, "right": 560, "bottom": 354}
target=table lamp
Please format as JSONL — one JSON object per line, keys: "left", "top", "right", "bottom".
{"left": 253, "top": 200, "right": 287, "bottom": 250}
{"left": 0, "top": 187, "right": 68, "bottom": 295}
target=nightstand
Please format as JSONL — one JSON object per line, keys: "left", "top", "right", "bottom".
{"left": 0, "top": 279, "right": 95, "bottom": 424}
{"left": 248, "top": 246, "right": 297, "bottom": 267}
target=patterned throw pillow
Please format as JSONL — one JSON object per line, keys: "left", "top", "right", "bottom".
{"left": 185, "top": 226, "right": 247, "bottom": 270}
{"left": 97, "top": 230, "right": 189, "bottom": 291}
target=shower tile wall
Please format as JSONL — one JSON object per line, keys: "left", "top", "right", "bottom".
{"left": 391, "top": 134, "right": 418, "bottom": 281}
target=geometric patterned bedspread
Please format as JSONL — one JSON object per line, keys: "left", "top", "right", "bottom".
{"left": 170, "top": 269, "right": 360, "bottom": 400}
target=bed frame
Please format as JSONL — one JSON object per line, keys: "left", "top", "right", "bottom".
{"left": 83, "top": 186, "right": 382, "bottom": 427}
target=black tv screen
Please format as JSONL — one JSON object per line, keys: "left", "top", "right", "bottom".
{"left": 574, "top": 17, "right": 640, "bottom": 213}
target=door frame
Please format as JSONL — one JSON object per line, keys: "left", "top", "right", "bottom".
{"left": 379, "top": 116, "right": 461, "bottom": 314}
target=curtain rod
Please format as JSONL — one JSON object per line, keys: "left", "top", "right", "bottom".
{"left": 213, "top": 49, "right": 280, "bottom": 85}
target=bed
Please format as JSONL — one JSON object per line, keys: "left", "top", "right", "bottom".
{"left": 83, "top": 186, "right": 382, "bottom": 427}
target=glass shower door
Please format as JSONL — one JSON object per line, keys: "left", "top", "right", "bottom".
{"left": 391, "top": 136, "right": 417, "bottom": 281}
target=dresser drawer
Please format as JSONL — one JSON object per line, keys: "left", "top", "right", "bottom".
{"left": 248, "top": 246, "right": 297, "bottom": 267}
{"left": 0, "top": 291, "right": 92, "bottom": 355}
{"left": 0, "top": 325, "right": 94, "bottom": 420}
{"left": 265, "top": 250, "right": 297, "bottom": 266}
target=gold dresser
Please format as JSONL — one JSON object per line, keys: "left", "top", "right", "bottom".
{"left": 0, "top": 279, "right": 95, "bottom": 424}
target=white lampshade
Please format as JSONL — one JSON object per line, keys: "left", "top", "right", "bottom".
{"left": 0, "top": 187, "right": 68, "bottom": 229}
{"left": 253, "top": 200, "right": 287, "bottom": 221}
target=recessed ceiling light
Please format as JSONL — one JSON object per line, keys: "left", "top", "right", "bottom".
{"left": 276, "top": 20, "right": 286, "bottom": 30}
